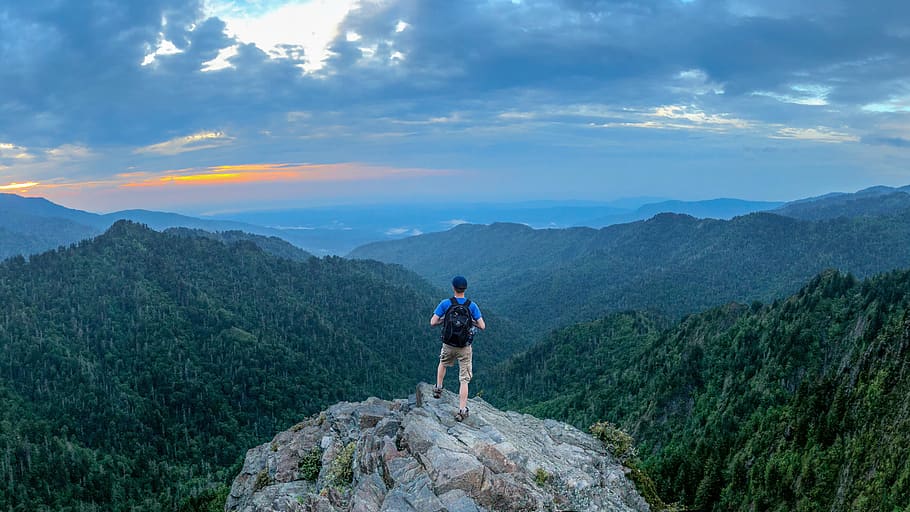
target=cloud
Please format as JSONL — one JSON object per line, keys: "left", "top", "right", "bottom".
{"left": 385, "top": 227, "right": 422, "bottom": 236}
{"left": 118, "top": 162, "right": 449, "bottom": 188}
{"left": 134, "top": 131, "right": 233, "bottom": 155}
{"left": 0, "top": 143, "right": 35, "bottom": 160}
{"left": 591, "top": 105, "right": 752, "bottom": 132}
{"left": 0, "top": 0, "right": 908, "bottom": 208}
{"left": 0, "top": 182, "right": 40, "bottom": 191}
{"left": 204, "top": 0, "right": 358, "bottom": 72}
{"left": 770, "top": 127, "right": 859, "bottom": 144}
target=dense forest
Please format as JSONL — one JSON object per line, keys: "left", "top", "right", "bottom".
{"left": 350, "top": 210, "right": 910, "bottom": 335}
{"left": 487, "top": 269, "right": 910, "bottom": 511}
{"left": 0, "top": 221, "right": 521, "bottom": 511}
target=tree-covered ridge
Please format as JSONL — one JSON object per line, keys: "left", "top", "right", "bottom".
{"left": 488, "top": 269, "right": 910, "bottom": 511}
{"left": 0, "top": 220, "right": 518, "bottom": 511}
{"left": 164, "top": 227, "right": 314, "bottom": 261}
{"left": 773, "top": 185, "right": 910, "bottom": 221}
{"left": 350, "top": 211, "right": 910, "bottom": 335}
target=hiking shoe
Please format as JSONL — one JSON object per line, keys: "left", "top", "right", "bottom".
{"left": 433, "top": 386, "right": 443, "bottom": 399}
{"left": 454, "top": 408, "right": 469, "bottom": 422}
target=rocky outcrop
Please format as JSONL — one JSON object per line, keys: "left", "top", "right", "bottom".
{"left": 226, "top": 383, "right": 650, "bottom": 512}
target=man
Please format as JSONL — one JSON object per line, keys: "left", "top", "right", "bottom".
{"left": 429, "top": 275, "right": 486, "bottom": 421}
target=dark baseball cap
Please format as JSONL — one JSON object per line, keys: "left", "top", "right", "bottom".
{"left": 452, "top": 275, "right": 468, "bottom": 290}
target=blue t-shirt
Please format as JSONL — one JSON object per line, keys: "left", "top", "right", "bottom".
{"left": 434, "top": 297, "right": 482, "bottom": 321}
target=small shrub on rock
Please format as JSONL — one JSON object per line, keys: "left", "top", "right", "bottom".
{"left": 299, "top": 447, "right": 323, "bottom": 482}
{"left": 534, "top": 467, "right": 551, "bottom": 486}
{"left": 589, "top": 421, "right": 636, "bottom": 462}
{"left": 253, "top": 470, "right": 271, "bottom": 492}
{"left": 327, "top": 442, "right": 356, "bottom": 486}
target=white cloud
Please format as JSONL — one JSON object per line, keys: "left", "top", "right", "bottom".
{"left": 385, "top": 227, "right": 423, "bottom": 236}
{"left": 46, "top": 144, "right": 94, "bottom": 160}
{"left": 443, "top": 219, "right": 469, "bottom": 227}
{"left": 141, "top": 36, "right": 183, "bottom": 66}
{"left": 863, "top": 95, "right": 910, "bottom": 113}
{"left": 770, "top": 126, "right": 859, "bottom": 143}
{"left": 0, "top": 142, "right": 34, "bottom": 160}
{"left": 591, "top": 105, "right": 752, "bottom": 132}
{"left": 201, "top": 45, "right": 240, "bottom": 72}
{"left": 134, "top": 131, "right": 234, "bottom": 155}
{"left": 204, "top": 0, "right": 359, "bottom": 72}
{"left": 752, "top": 84, "right": 831, "bottom": 106}
{"left": 671, "top": 69, "right": 725, "bottom": 96}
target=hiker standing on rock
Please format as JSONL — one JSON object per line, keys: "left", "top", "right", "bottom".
{"left": 429, "top": 275, "right": 486, "bottom": 422}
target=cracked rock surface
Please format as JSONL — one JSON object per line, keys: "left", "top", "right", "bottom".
{"left": 225, "top": 383, "right": 649, "bottom": 512}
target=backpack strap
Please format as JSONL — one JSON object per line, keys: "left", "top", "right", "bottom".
{"left": 449, "top": 297, "right": 458, "bottom": 309}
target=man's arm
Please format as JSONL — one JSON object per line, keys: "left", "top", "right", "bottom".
{"left": 473, "top": 317, "right": 486, "bottom": 330}
{"left": 430, "top": 314, "right": 443, "bottom": 327}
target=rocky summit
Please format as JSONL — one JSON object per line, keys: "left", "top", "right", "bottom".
{"left": 225, "top": 383, "right": 649, "bottom": 512}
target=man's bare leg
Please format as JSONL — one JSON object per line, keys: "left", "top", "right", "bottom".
{"left": 436, "top": 362, "right": 446, "bottom": 389}
{"left": 459, "top": 381, "right": 468, "bottom": 411}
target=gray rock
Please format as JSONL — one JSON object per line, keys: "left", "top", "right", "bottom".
{"left": 226, "top": 383, "right": 650, "bottom": 512}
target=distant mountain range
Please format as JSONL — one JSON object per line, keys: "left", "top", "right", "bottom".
{"left": 3, "top": 184, "right": 909, "bottom": 260}
{"left": 0, "top": 194, "right": 296, "bottom": 260}
{"left": 772, "top": 184, "right": 910, "bottom": 220}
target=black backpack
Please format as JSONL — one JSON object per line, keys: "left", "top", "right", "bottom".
{"left": 441, "top": 297, "right": 474, "bottom": 347}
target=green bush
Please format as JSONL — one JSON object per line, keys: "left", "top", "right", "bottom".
{"left": 590, "top": 421, "right": 636, "bottom": 462}
{"left": 253, "top": 470, "right": 271, "bottom": 492}
{"left": 327, "top": 443, "right": 356, "bottom": 486}
{"left": 299, "top": 447, "right": 323, "bottom": 482}
{"left": 534, "top": 467, "right": 551, "bottom": 486}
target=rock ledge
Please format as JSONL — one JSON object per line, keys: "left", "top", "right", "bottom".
{"left": 226, "top": 383, "right": 649, "bottom": 511}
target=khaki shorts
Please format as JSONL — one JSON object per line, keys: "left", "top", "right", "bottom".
{"left": 439, "top": 343, "right": 473, "bottom": 383}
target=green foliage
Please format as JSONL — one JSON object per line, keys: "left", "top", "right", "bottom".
{"left": 253, "top": 470, "right": 271, "bottom": 492}
{"left": 590, "top": 421, "right": 636, "bottom": 462}
{"left": 177, "top": 484, "right": 230, "bottom": 512}
{"left": 534, "top": 467, "right": 551, "bottom": 486}
{"left": 299, "top": 448, "right": 323, "bottom": 482}
{"left": 0, "top": 221, "right": 459, "bottom": 511}
{"left": 491, "top": 269, "right": 910, "bottom": 512}
{"left": 327, "top": 443, "right": 356, "bottom": 486}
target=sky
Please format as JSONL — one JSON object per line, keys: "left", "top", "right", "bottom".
{"left": 0, "top": 0, "right": 909, "bottom": 214}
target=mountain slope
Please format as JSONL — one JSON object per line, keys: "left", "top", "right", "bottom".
{"left": 588, "top": 198, "right": 783, "bottom": 226}
{"left": 0, "top": 221, "right": 520, "bottom": 511}
{"left": 774, "top": 185, "right": 910, "bottom": 220}
{"left": 487, "top": 269, "right": 910, "bottom": 511}
{"left": 165, "top": 227, "right": 315, "bottom": 260}
{"left": 350, "top": 211, "right": 910, "bottom": 334}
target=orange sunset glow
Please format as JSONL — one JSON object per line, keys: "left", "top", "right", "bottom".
{"left": 0, "top": 182, "right": 40, "bottom": 191}
{"left": 118, "top": 163, "right": 447, "bottom": 188}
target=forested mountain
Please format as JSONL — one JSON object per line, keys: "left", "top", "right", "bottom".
{"left": 774, "top": 185, "right": 910, "bottom": 220}
{"left": 0, "top": 194, "right": 318, "bottom": 259}
{"left": 350, "top": 211, "right": 910, "bottom": 335}
{"left": 588, "top": 198, "right": 783, "bottom": 226}
{"left": 164, "top": 227, "right": 314, "bottom": 261}
{"left": 0, "top": 221, "right": 521, "bottom": 511}
{"left": 486, "top": 269, "right": 910, "bottom": 511}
